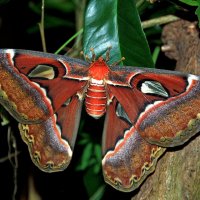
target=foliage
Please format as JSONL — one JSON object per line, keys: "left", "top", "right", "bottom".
{"left": 83, "top": 0, "right": 154, "bottom": 67}
{"left": 0, "top": 0, "right": 198, "bottom": 199}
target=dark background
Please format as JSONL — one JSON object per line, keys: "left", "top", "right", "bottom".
{"left": 0, "top": 0, "right": 197, "bottom": 200}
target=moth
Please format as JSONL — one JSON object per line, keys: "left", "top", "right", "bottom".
{"left": 0, "top": 49, "right": 200, "bottom": 192}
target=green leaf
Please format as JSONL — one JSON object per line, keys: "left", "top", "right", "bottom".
{"left": 179, "top": 0, "right": 199, "bottom": 6}
{"left": 152, "top": 46, "right": 160, "bottom": 64}
{"left": 93, "top": 144, "right": 101, "bottom": 174}
{"left": 94, "top": 144, "right": 101, "bottom": 163}
{"left": 29, "top": 0, "right": 75, "bottom": 14}
{"left": 83, "top": 167, "right": 104, "bottom": 198}
{"left": 76, "top": 143, "right": 93, "bottom": 170}
{"left": 195, "top": 6, "right": 200, "bottom": 26}
{"left": 83, "top": 0, "right": 154, "bottom": 68}
{"left": 89, "top": 185, "right": 106, "bottom": 200}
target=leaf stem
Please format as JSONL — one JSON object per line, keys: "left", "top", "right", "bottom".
{"left": 54, "top": 29, "right": 83, "bottom": 54}
{"left": 142, "top": 15, "right": 180, "bottom": 29}
{"left": 38, "top": 0, "right": 47, "bottom": 52}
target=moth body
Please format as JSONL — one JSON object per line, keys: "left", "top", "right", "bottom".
{"left": 85, "top": 57, "right": 110, "bottom": 118}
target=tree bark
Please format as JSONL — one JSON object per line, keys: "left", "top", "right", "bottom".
{"left": 131, "top": 20, "right": 200, "bottom": 200}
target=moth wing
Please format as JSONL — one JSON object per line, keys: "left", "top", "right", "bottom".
{"left": 102, "top": 66, "right": 200, "bottom": 191}
{"left": 19, "top": 89, "right": 83, "bottom": 172}
{"left": 107, "top": 66, "right": 200, "bottom": 147}
{"left": 102, "top": 97, "right": 165, "bottom": 191}
{"left": 0, "top": 49, "right": 88, "bottom": 123}
{"left": 0, "top": 49, "right": 88, "bottom": 171}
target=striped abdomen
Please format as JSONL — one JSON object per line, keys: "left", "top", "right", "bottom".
{"left": 85, "top": 81, "right": 107, "bottom": 119}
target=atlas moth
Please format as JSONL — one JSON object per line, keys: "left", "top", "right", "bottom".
{"left": 0, "top": 48, "right": 200, "bottom": 192}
